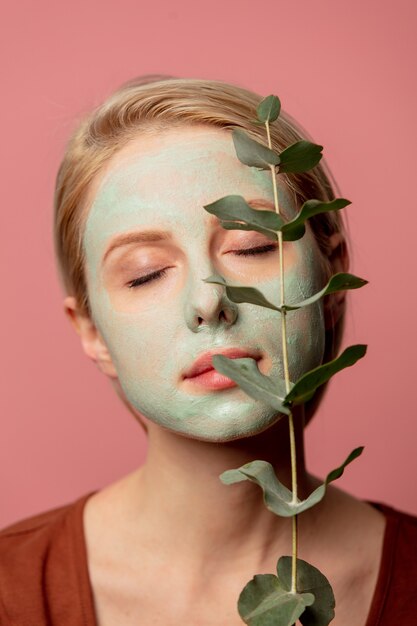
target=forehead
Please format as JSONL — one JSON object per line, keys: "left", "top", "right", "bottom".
{"left": 82, "top": 125, "right": 296, "bottom": 260}
{"left": 90, "top": 125, "right": 277, "bottom": 204}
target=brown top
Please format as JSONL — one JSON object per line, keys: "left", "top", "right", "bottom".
{"left": 0, "top": 491, "right": 416, "bottom": 625}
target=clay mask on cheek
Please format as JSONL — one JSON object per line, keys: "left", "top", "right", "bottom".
{"left": 82, "top": 127, "right": 326, "bottom": 442}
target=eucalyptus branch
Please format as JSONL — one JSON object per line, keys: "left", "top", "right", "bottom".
{"left": 265, "top": 116, "right": 298, "bottom": 594}
{"left": 202, "top": 94, "right": 368, "bottom": 626}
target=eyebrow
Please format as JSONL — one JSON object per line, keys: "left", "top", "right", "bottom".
{"left": 102, "top": 230, "right": 173, "bottom": 265}
{"left": 101, "top": 198, "right": 281, "bottom": 266}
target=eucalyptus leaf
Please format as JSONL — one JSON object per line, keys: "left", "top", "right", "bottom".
{"left": 257, "top": 95, "right": 281, "bottom": 123}
{"left": 232, "top": 129, "right": 280, "bottom": 169}
{"left": 203, "top": 275, "right": 281, "bottom": 312}
{"left": 238, "top": 573, "right": 314, "bottom": 626}
{"left": 293, "top": 447, "right": 364, "bottom": 515}
{"left": 211, "top": 355, "right": 290, "bottom": 415}
{"left": 278, "top": 141, "right": 323, "bottom": 174}
{"left": 220, "top": 447, "right": 363, "bottom": 517}
{"left": 220, "top": 460, "right": 294, "bottom": 516}
{"left": 278, "top": 558, "right": 335, "bottom": 626}
{"left": 217, "top": 221, "right": 278, "bottom": 241}
{"left": 296, "top": 446, "right": 363, "bottom": 514}
{"left": 281, "top": 222, "right": 307, "bottom": 242}
{"left": 203, "top": 194, "right": 282, "bottom": 241}
{"left": 203, "top": 272, "right": 367, "bottom": 313}
{"left": 281, "top": 198, "right": 351, "bottom": 242}
{"left": 284, "top": 273, "right": 368, "bottom": 311}
{"left": 284, "top": 344, "right": 367, "bottom": 406}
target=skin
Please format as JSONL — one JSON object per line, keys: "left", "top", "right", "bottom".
{"left": 81, "top": 125, "right": 326, "bottom": 441}
{"left": 64, "top": 125, "right": 386, "bottom": 625}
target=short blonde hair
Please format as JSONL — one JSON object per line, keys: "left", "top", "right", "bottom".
{"left": 54, "top": 75, "right": 348, "bottom": 421}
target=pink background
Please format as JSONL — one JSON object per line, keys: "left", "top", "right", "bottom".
{"left": 1, "top": 0, "right": 416, "bottom": 527}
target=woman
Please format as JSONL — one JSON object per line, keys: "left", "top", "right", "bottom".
{"left": 1, "top": 76, "right": 416, "bottom": 626}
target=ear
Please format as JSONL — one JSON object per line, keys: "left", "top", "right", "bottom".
{"left": 323, "top": 232, "right": 350, "bottom": 330}
{"left": 63, "top": 296, "right": 118, "bottom": 379}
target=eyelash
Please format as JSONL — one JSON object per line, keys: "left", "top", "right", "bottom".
{"left": 128, "top": 268, "right": 169, "bottom": 289}
{"left": 127, "top": 243, "right": 278, "bottom": 289}
{"left": 234, "top": 243, "right": 277, "bottom": 257}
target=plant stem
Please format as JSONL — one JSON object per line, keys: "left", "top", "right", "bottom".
{"left": 278, "top": 230, "right": 291, "bottom": 390}
{"left": 289, "top": 413, "right": 298, "bottom": 593}
{"left": 266, "top": 119, "right": 298, "bottom": 594}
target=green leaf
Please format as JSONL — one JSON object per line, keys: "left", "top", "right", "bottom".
{"left": 220, "top": 460, "right": 293, "bottom": 503}
{"left": 203, "top": 194, "right": 283, "bottom": 241}
{"left": 238, "top": 573, "right": 314, "bottom": 626}
{"left": 257, "top": 95, "right": 281, "bottom": 123}
{"left": 281, "top": 198, "right": 351, "bottom": 242}
{"left": 220, "top": 447, "right": 363, "bottom": 517}
{"left": 203, "top": 275, "right": 281, "bottom": 312}
{"left": 278, "top": 141, "right": 323, "bottom": 174}
{"left": 281, "top": 222, "right": 306, "bottom": 242}
{"left": 211, "top": 355, "right": 290, "bottom": 415}
{"left": 278, "top": 558, "right": 335, "bottom": 626}
{"left": 204, "top": 194, "right": 346, "bottom": 247}
{"left": 284, "top": 344, "right": 367, "bottom": 406}
{"left": 203, "top": 273, "right": 367, "bottom": 314}
{"left": 294, "top": 447, "right": 364, "bottom": 515}
{"left": 220, "top": 460, "right": 295, "bottom": 516}
{"left": 284, "top": 273, "right": 368, "bottom": 311}
{"left": 217, "top": 221, "right": 278, "bottom": 241}
{"left": 232, "top": 129, "right": 281, "bottom": 170}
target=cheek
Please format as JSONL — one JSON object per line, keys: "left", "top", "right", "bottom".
{"left": 285, "top": 247, "right": 327, "bottom": 376}
{"left": 90, "top": 285, "right": 182, "bottom": 388}
{"left": 287, "top": 303, "right": 325, "bottom": 356}
{"left": 254, "top": 238, "right": 326, "bottom": 374}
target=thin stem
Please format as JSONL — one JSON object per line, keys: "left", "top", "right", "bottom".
{"left": 265, "top": 120, "right": 272, "bottom": 155}
{"left": 278, "top": 231, "right": 291, "bottom": 392}
{"left": 291, "top": 514, "right": 299, "bottom": 593}
{"left": 289, "top": 412, "right": 298, "bottom": 594}
{"left": 265, "top": 118, "right": 298, "bottom": 594}
{"left": 288, "top": 413, "right": 298, "bottom": 505}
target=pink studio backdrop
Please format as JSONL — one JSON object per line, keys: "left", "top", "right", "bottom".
{"left": 1, "top": 1, "right": 416, "bottom": 528}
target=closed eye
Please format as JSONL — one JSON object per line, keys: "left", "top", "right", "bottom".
{"left": 232, "top": 243, "right": 278, "bottom": 256}
{"left": 127, "top": 244, "right": 278, "bottom": 289}
{"left": 127, "top": 268, "right": 168, "bottom": 289}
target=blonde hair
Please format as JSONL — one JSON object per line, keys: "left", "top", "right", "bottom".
{"left": 54, "top": 75, "right": 348, "bottom": 422}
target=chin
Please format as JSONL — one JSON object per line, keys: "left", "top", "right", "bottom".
{"left": 172, "top": 411, "right": 287, "bottom": 444}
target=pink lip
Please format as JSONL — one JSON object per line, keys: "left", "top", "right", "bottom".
{"left": 184, "top": 369, "right": 240, "bottom": 390}
{"left": 183, "top": 347, "right": 261, "bottom": 389}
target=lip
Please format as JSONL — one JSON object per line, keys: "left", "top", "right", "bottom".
{"left": 183, "top": 347, "right": 262, "bottom": 380}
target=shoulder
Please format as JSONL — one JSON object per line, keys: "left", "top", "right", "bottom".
{"left": 0, "top": 491, "right": 96, "bottom": 623}
{"left": 1, "top": 498, "right": 78, "bottom": 536}
{"left": 370, "top": 500, "right": 417, "bottom": 536}
{"left": 0, "top": 491, "right": 92, "bottom": 560}
{"left": 367, "top": 501, "right": 417, "bottom": 624}
{"left": 372, "top": 500, "right": 417, "bottom": 574}
{"left": 376, "top": 500, "right": 417, "bottom": 561}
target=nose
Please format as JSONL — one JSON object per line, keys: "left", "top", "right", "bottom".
{"left": 184, "top": 270, "right": 239, "bottom": 333}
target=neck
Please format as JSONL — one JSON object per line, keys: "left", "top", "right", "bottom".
{"left": 124, "top": 408, "right": 318, "bottom": 570}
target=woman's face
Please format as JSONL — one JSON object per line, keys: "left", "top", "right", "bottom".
{"left": 83, "top": 125, "right": 326, "bottom": 441}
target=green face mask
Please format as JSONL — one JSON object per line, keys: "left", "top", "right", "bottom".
{"left": 83, "top": 126, "right": 326, "bottom": 441}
